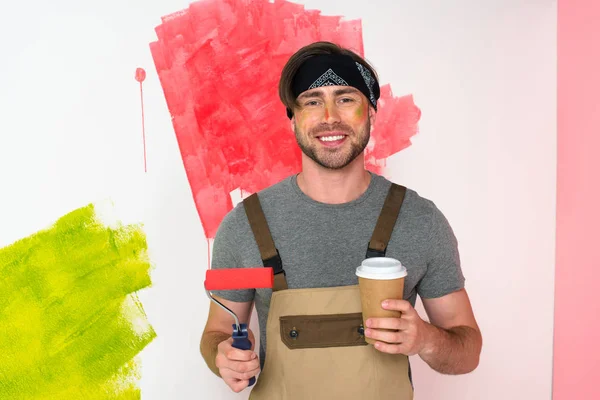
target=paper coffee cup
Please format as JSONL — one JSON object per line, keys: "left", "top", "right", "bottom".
{"left": 356, "top": 257, "right": 407, "bottom": 344}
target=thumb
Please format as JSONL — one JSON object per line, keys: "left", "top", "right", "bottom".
{"left": 382, "top": 299, "right": 412, "bottom": 313}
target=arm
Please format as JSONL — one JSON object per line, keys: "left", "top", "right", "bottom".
{"left": 200, "top": 295, "right": 256, "bottom": 377}
{"left": 418, "top": 288, "right": 482, "bottom": 374}
{"left": 200, "top": 207, "right": 260, "bottom": 391}
{"left": 408, "top": 199, "right": 481, "bottom": 374}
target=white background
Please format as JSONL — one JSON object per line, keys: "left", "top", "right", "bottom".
{"left": 0, "top": 0, "right": 556, "bottom": 399}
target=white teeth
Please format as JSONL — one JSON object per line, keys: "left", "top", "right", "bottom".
{"left": 319, "top": 135, "right": 345, "bottom": 142}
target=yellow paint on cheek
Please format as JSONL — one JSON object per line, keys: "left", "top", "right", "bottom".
{"left": 295, "top": 112, "right": 307, "bottom": 132}
{"left": 296, "top": 109, "right": 319, "bottom": 132}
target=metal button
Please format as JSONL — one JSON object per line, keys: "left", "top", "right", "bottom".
{"left": 357, "top": 325, "right": 365, "bottom": 336}
{"left": 289, "top": 329, "right": 298, "bottom": 339}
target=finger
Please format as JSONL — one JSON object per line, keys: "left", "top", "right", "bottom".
{"left": 366, "top": 317, "right": 409, "bottom": 330}
{"left": 381, "top": 299, "right": 413, "bottom": 313}
{"left": 365, "top": 328, "right": 402, "bottom": 344}
{"left": 220, "top": 364, "right": 260, "bottom": 381}
{"left": 226, "top": 378, "right": 251, "bottom": 393}
{"left": 224, "top": 359, "right": 261, "bottom": 374}
{"left": 223, "top": 366, "right": 260, "bottom": 381}
{"left": 373, "top": 340, "right": 406, "bottom": 355}
{"left": 225, "top": 348, "right": 258, "bottom": 362}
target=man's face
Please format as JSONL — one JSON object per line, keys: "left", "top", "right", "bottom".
{"left": 292, "top": 85, "right": 375, "bottom": 170}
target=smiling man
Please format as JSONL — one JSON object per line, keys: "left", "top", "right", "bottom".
{"left": 201, "top": 41, "right": 482, "bottom": 399}
{"left": 287, "top": 52, "right": 375, "bottom": 173}
{"left": 293, "top": 84, "right": 370, "bottom": 170}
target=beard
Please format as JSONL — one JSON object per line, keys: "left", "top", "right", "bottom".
{"left": 294, "top": 118, "right": 371, "bottom": 170}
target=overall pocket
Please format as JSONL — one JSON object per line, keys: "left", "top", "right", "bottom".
{"left": 279, "top": 313, "right": 368, "bottom": 349}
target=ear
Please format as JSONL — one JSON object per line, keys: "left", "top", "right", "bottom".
{"left": 369, "top": 106, "right": 377, "bottom": 132}
{"left": 290, "top": 115, "right": 295, "bottom": 131}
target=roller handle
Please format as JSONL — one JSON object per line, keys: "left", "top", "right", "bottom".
{"left": 231, "top": 323, "right": 256, "bottom": 387}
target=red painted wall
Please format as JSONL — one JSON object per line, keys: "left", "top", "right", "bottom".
{"left": 554, "top": 1, "right": 600, "bottom": 398}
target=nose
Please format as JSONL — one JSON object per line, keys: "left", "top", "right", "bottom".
{"left": 323, "top": 102, "right": 341, "bottom": 124}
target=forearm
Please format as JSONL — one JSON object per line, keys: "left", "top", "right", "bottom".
{"left": 419, "top": 323, "right": 482, "bottom": 375}
{"left": 200, "top": 331, "right": 231, "bottom": 377}
{"left": 200, "top": 328, "right": 256, "bottom": 377}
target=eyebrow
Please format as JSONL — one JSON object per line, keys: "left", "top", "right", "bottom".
{"left": 298, "top": 87, "right": 361, "bottom": 100}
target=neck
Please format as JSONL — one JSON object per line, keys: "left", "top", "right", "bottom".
{"left": 296, "top": 154, "right": 372, "bottom": 204}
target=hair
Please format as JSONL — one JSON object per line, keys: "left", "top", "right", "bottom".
{"left": 278, "top": 41, "right": 379, "bottom": 113}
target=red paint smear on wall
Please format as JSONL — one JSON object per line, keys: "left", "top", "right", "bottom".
{"left": 150, "top": 0, "right": 421, "bottom": 239}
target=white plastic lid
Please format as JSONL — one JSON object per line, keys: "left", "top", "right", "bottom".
{"left": 355, "top": 257, "right": 407, "bottom": 280}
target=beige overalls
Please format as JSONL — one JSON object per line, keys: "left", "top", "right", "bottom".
{"left": 242, "top": 183, "right": 413, "bottom": 400}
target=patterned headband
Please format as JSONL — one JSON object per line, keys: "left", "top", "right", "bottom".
{"left": 287, "top": 54, "right": 380, "bottom": 119}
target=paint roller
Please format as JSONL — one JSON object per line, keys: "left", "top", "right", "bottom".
{"left": 204, "top": 267, "right": 274, "bottom": 387}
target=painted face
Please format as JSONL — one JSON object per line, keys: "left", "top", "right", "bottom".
{"left": 292, "top": 85, "right": 373, "bottom": 170}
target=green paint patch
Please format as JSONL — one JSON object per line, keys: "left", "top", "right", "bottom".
{"left": 0, "top": 204, "right": 156, "bottom": 399}
{"left": 355, "top": 103, "right": 366, "bottom": 120}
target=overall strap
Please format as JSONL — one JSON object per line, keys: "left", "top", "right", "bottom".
{"left": 243, "top": 193, "right": 288, "bottom": 291}
{"left": 366, "top": 183, "right": 407, "bottom": 258}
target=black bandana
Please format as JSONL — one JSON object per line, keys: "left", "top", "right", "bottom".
{"left": 287, "top": 54, "right": 380, "bottom": 119}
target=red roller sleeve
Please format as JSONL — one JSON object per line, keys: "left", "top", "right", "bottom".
{"left": 204, "top": 268, "right": 274, "bottom": 291}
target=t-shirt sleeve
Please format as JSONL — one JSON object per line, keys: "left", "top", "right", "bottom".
{"left": 209, "top": 208, "right": 255, "bottom": 303}
{"left": 416, "top": 201, "right": 465, "bottom": 299}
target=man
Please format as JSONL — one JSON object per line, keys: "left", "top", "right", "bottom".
{"left": 200, "top": 41, "right": 482, "bottom": 399}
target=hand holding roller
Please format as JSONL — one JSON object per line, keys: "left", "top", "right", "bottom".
{"left": 204, "top": 267, "right": 274, "bottom": 388}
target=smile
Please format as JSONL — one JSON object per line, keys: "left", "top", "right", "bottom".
{"left": 319, "top": 135, "right": 346, "bottom": 142}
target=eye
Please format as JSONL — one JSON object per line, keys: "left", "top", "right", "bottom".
{"left": 304, "top": 100, "right": 320, "bottom": 106}
{"left": 339, "top": 97, "right": 355, "bottom": 103}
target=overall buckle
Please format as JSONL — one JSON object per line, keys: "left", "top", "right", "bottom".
{"left": 263, "top": 249, "right": 285, "bottom": 276}
{"left": 365, "top": 247, "right": 386, "bottom": 259}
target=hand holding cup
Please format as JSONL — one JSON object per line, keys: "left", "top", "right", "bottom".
{"left": 355, "top": 257, "right": 407, "bottom": 345}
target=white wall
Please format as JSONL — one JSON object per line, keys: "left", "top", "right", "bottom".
{"left": 0, "top": 0, "right": 556, "bottom": 399}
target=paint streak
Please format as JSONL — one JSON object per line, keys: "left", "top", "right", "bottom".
{"left": 150, "top": 0, "right": 421, "bottom": 239}
{"left": 0, "top": 204, "right": 155, "bottom": 399}
{"left": 135, "top": 67, "right": 147, "bottom": 173}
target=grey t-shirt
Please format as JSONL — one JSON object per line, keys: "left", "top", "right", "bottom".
{"left": 210, "top": 172, "right": 465, "bottom": 368}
